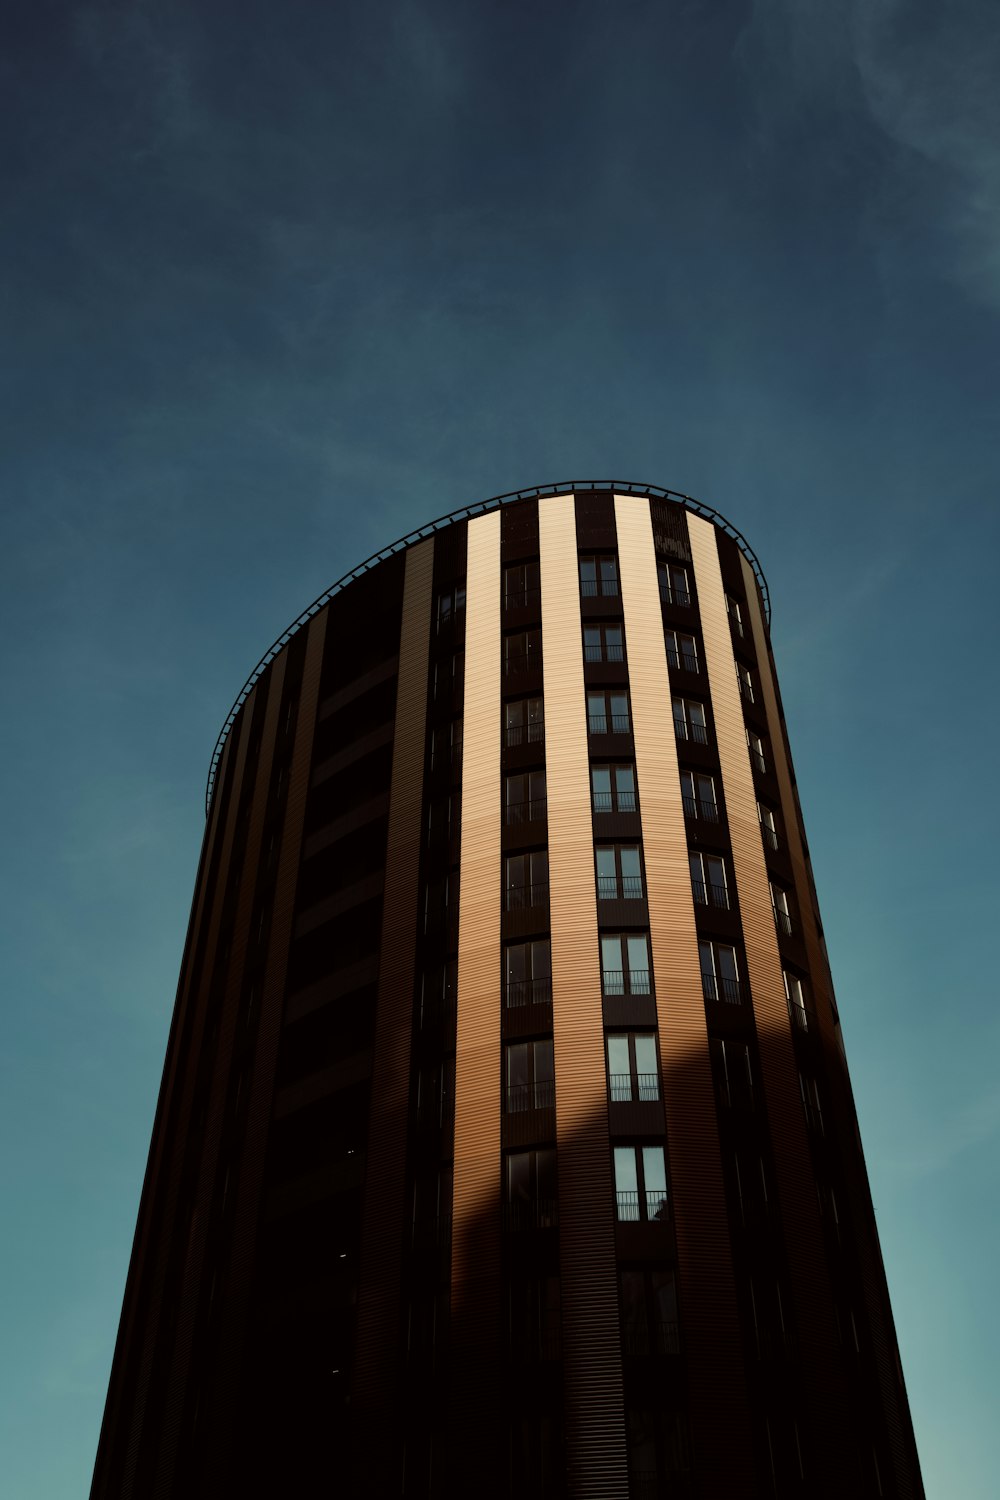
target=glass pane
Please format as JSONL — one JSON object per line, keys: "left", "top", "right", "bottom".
{"left": 508, "top": 1153, "right": 531, "bottom": 1202}
{"left": 607, "top": 1035, "right": 630, "bottom": 1076}
{"left": 506, "top": 855, "right": 525, "bottom": 890}
{"left": 626, "top": 935, "right": 649, "bottom": 971}
{"left": 689, "top": 853, "right": 702, "bottom": 883}
{"left": 696, "top": 774, "right": 715, "bottom": 803}
{"left": 507, "top": 1043, "right": 529, "bottom": 1088}
{"left": 634, "top": 1035, "right": 658, "bottom": 1077}
{"left": 615, "top": 766, "right": 635, "bottom": 794}
{"left": 531, "top": 940, "right": 551, "bottom": 979}
{"left": 699, "top": 940, "right": 713, "bottom": 972}
{"left": 528, "top": 771, "right": 546, "bottom": 800}
{"left": 529, "top": 851, "right": 548, "bottom": 884}
{"left": 718, "top": 946, "right": 739, "bottom": 982}
{"left": 588, "top": 693, "right": 605, "bottom": 715}
{"left": 534, "top": 1040, "right": 554, "bottom": 1082}
{"left": 528, "top": 697, "right": 543, "bottom": 724}
{"left": 592, "top": 767, "right": 611, "bottom": 795}
{"left": 610, "top": 693, "right": 629, "bottom": 717}
{"left": 584, "top": 627, "right": 601, "bottom": 649}
{"left": 614, "top": 1146, "right": 638, "bottom": 1193}
{"left": 690, "top": 701, "right": 706, "bottom": 729}
{"left": 600, "top": 558, "right": 618, "bottom": 583}
{"left": 606, "top": 626, "right": 623, "bottom": 648}
{"left": 580, "top": 559, "right": 597, "bottom": 582}
{"left": 506, "top": 775, "right": 525, "bottom": 806}
{"left": 506, "top": 701, "right": 524, "bottom": 728}
{"left": 536, "top": 1148, "right": 557, "bottom": 1200}
{"left": 596, "top": 848, "right": 617, "bottom": 879}
{"left": 706, "top": 856, "right": 725, "bottom": 885}
{"left": 601, "top": 936, "right": 622, "bottom": 971}
{"left": 620, "top": 1272, "right": 646, "bottom": 1348}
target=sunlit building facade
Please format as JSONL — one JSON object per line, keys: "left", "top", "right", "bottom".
{"left": 92, "top": 485, "right": 924, "bottom": 1499}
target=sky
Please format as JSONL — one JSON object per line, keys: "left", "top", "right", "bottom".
{"left": 1, "top": 0, "right": 998, "bottom": 1494}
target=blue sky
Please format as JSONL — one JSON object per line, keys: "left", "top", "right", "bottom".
{"left": 2, "top": 1, "right": 998, "bottom": 1494}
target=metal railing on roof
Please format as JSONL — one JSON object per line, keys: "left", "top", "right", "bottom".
{"left": 205, "top": 481, "right": 771, "bottom": 814}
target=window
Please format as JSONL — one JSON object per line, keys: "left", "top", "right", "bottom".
{"left": 412, "top": 1165, "right": 453, "bottom": 1246}
{"left": 620, "top": 1269, "right": 679, "bottom": 1355}
{"left": 505, "top": 851, "right": 549, "bottom": 911}
{"left": 505, "top": 940, "right": 552, "bottom": 1008}
{"left": 733, "top": 1151, "right": 771, "bottom": 1229}
{"left": 580, "top": 554, "right": 619, "bottom": 597}
{"left": 614, "top": 1144, "right": 668, "bottom": 1221}
{"left": 710, "top": 1038, "right": 754, "bottom": 1109}
{"left": 430, "top": 718, "right": 462, "bottom": 770}
{"left": 700, "top": 940, "right": 742, "bottom": 1004}
{"left": 771, "top": 882, "right": 793, "bottom": 937}
{"left": 508, "top": 1276, "right": 561, "bottom": 1362}
{"left": 426, "top": 791, "right": 459, "bottom": 842}
{"left": 799, "top": 1071, "right": 824, "bottom": 1133}
{"left": 591, "top": 763, "right": 637, "bottom": 815}
{"left": 627, "top": 1411, "right": 691, "bottom": 1493}
{"left": 601, "top": 934, "right": 651, "bottom": 997}
{"left": 607, "top": 1033, "right": 659, "bottom": 1102}
{"left": 420, "top": 960, "right": 457, "bottom": 1028}
{"left": 504, "top": 629, "right": 541, "bottom": 676}
{"left": 505, "top": 770, "right": 546, "bottom": 824}
{"left": 737, "top": 661, "right": 755, "bottom": 702}
{"left": 596, "top": 845, "right": 644, "bottom": 901}
{"left": 505, "top": 1039, "right": 555, "bottom": 1112}
{"left": 436, "top": 583, "right": 466, "bottom": 631}
{"left": 665, "top": 631, "right": 699, "bottom": 674}
{"left": 433, "top": 649, "right": 464, "bottom": 702}
{"left": 680, "top": 770, "right": 718, "bottom": 822}
{"left": 690, "top": 852, "right": 729, "bottom": 910}
{"left": 504, "top": 560, "right": 540, "bottom": 612}
{"left": 747, "top": 728, "right": 767, "bottom": 774}
{"left": 726, "top": 593, "right": 744, "bottom": 637}
{"left": 505, "top": 696, "right": 543, "bottom": 747}
{"left": 416, "top": 1058, "right": 455, "bottom": 1128}
{"left": 672, "top": 696, "right": 707, "bottom": 744}
{"left": 583, "top": 623, "right": 625, "bottom": 663}
{"left": 422, "top": 871, "right": 458, "bottom": 933}
{"left": 658, "top": 561, "right": 690, "bottom": 606}
{"left": 758, "top": 800, "right": 779, "bottom": 850}
{"left": 588, "top": 690, "right": 631, "bottom": 735}
{"left": 505, "top": 1148, "right": 558, "bottom": 1229}
{"left": 785, "top": 971, "right": 810, "bottom": 1033}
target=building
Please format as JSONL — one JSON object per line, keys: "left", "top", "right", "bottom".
{"left": 91, "top": 484, "right": 924, "bottom": 1500}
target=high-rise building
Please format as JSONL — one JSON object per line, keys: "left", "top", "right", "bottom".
{"left": 92, "top": 485, "right": 924, "bottom": 1500}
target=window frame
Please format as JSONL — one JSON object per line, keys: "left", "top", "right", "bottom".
{"left": 579, "top": 554, "right": 620, "bottom": 598}
{"left": 591, "top": 763, "right": 638, "bottom": 815}
{"left": 601, "top": 932, "right": 652, "bottom": 997}
{"left": 613, "top": 1143, "right": 669, "bottom": 1222}
{"left": 699, "top": 939, "right": 743, "bottom": 1005}
{"left": 505, "top": 850, "right": 549, "bottom": 911}
{"left": 657, "top": 561, "right": 690, "bottom": 607}
{"left": 505, "top": 770, "right": 547, "bottom": 825}
{"left": 672, "top": 696, "right": 708, "bottom": 744}
{"left": 689, "top": 850, "right": 730, "bottom": 910}
{"left": 588, "top": 689, "right": 632, "bottom": 736}
{"left": 504, "top": 695, "right": 544, "bottom": 748}
{"left": 504, "top": 938, "right": 552, "bottom": 1008}
{"left": 505, "top": 1038, "right": 555, "bottom": 1113}
{"left": 606, "top": 1031, "right": 660, "bottom": 1103}
{"left": 583, "top": 621, "right": 626, "bottom": 664}
{"left": 596, "top": 844, "right": 644, "bottom": 901}
{"left": 680, "top": 769, "right": 718, "bottom": 822}
{"left": 664, "top": 630, "right": 699, "bottom": 674}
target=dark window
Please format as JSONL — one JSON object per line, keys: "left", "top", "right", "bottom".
{"left": 505, "top": 1148, "right": 558, "bottom": 1229}
{"left": 690, "top": 851, "right": 729, "bottom": 910}
{"left": 799, "top": 1071, "right": 824, "bottom": 1134}
{"left": 505, "top": 770, "right": 546, "bottom": 825}
{"left": 430, "top": 718, "right": 463, "bottom": 771}
{"left": 771, "top": 883, "right": 794, "bottom": 938}
{"left": 620, "top": 1269, "right": 679, "bottom": 1355}
{"left": 591, "top": 764, "right": 637, "bottom": 815}
{"left": 426, "top": 791, "right": 459, "bottom": 842}
{"left": 583, "top": 623, "right": 625, "bottom": 663}
{"left": 657, "top": 562, "right": 690, "bottom": 607}
{"left": 665, "top": 630, "right": 699, "bottom": 674}
{"left": 504, "top": 629, "right": 542, "bottom": 677}
{"left": 711, "top": 1038, "right": 754, "bottom": 1109}
{"left": 596, "top": 845, "right": 644, "bottom": 901}
{"left": 504, "top": 560, "right": 540, "bottom": 612}
{"left": 420, "top": 961, "right": 457, "bottom": 1028}
{"left": 416, "top": 1059, "right": 455, "bottom": 1128}
{"left": 672, "top": 696, "right": 707, "bottom": 744}
{"left": 747, "top": 728, "right": 767, "bottom": 775}
{"left": 700, "top": 940, "right": 742, "bottom": 1004}
{"left": 737, "top": 661, "right": 755, "bottom": 703}
{"left": 758, "top": 800, "right": 779, "bottom": 850}
{"left": 412, "top": 1165, "right": 452, "bottom": 1246}
{"left": 509, "top": 1415, "right": 563, "bottom": 1498}
{"left": 423, "top": 871, "right": 458, "bottom": 933}
{"left": 505, "top": 940, "right": 552, "bottom": 1008}
{"left": 504, "top": 696, "right": 544, "bottom": 748}
{"left": 505, "top": 850, "right": 549, "bottom": 911}
{"left": 588, "top": 690, "right": 631, "bottom": 735}
{"left": 436, "top": 584, "right": 466, "bottom": 632}
{"left": 614, "top": 1144, "right": 668, "bottom": 1222}
{"left": 784, "top": 969, "right": 809, "bottom": 1033}
{"left": 505, "top": 1038, "right": 555, "bottom": 1112}
{"left": 601, "top": 933, "right": 651, "bottom": 997}
{"left": 727, "top": 593, "right": 745, "bottom": 636}
{"left": 433, "top": 650, "right": 464, "bottom": 701}
{"left": 580, "top": 554, "right": 619, "bottom": 598}
{"left": 508, "top": 1276, "right": 561, "bottom": 1362}
{"left": 606, "top": 1032, "right": 659, "bottom": 1102}
{"left": 681, "top": 770, "right": 718, "bottom": 822}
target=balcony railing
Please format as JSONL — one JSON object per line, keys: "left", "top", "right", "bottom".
{"left": 505, "top": 797, "right": 547, "bottom": 824}
{"left": 588, "top": 713, "right": 632, "bottom": 736}
{"left": 505, "top": 977, "right": 552, "bottom": 1009}
{"left": 788, "top": 1001, "right": 810, "bottom": 1034}
{"left": 674, "top": 718, "right": 708, "bottom": 744}
{"left": 504, "top": 720, "right": 544, "bottom": 748}
{"left": 584, "top": 643, "right": 625, "bottom": 663}
{"left": 411, "top": 1211, "right": 453, "bottom": 1249}
{"left": 666, "top": 646, "right": 699, "bottom": 674}
{"left": 506, "top": 1079, "right": 556, "bottom": 1113}
{"left": 602, "top": 968, "right": 651, "bottom": 997}
{"left": 659, "top": 584, "right": 691, "bottom": 607}
{"left": 592, "top": 791, "right": 637, "bottom": 815}
{"left": 701, "top": 972, "right": 743, "bottom": 1005}
{"left": 504, "top": 586, "right": 541, "bottom": 611}
{"left": 598, "top": 875, "right": 644, "bottom": 901}
{"left": 506, "top": 880, "right": 549, "bottom": 911}
{"left": 761, "top": 821, "right": 779, "bottom": 850}
{"left": 802, "top": 1099, "right": 824, "bottom": 1134}
{"left": 615, "top": 1189, "right": 670, "bottom": 1223}
{"left": 504, "top": 1198, "right": 559, "bottom": 1231}
{"left": 682, "top": 794, "right": 719, "bottom": 822}
{"left": 691, "top": 880, "right": 730, "bottom": 910}
{"left": 749, "top": 747, "right": 767, "bottom": 774}
{"left": 609, "top": 1072, "right": 660, "bottom": 1103}
{"left": 774, "top": 907, "right": 793, "bottom": 937}
{"left": 581, "top": 579, "right": 619, "bottom": 598}
{"left": 505, "top": 653, "right": 539, "bottom": 676}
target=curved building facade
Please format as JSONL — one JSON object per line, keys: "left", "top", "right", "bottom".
{"left": 92, "top": 485, "right": 923, "bottom": 1500}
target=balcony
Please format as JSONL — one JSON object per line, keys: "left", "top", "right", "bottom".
{"left": 504, "top": 1198, "right": 559, "bottom": 1231}
{"left": 505, "top": 654, "right": 540, "bottom": 678}
{"left": 602, "top": 969, "right": 651, "bottom": 998}
{"left": 666, "top": 646, "right": 699, "bottom": 674}
{"left": 659, "top": 583, "right": 691, "bottom": 607}
{"left": 505, "top": 798, "right": 547, "bottom": 825}
{"left": 760, "top": 821, "right": 779, "bottom": 850}
{"left": 506, "top": 977, "right": 553, "bottom": 1009}
{"left": 788, "top": 1002, "right": 810, "bottom": 1035}
{"left": 584, "top": 643, "right": 625, "bottom": 663}
{"left": 692, "top": 880, "right": 730, "bottom": 911}
{"left": 589, "top": 714, "right": 632, "bottom": 736}
{"left": 581, "top": 579, "right": 619, "bottom": 599}
{"left": 774, "top": 907, "right": 793, "bottom": 937}
{"left": 592, "top": 791, "right": 637, "bottom": 815}
{"left": 609, "top": 1072, "right": 660, "bottom": 1104}
{"left": 674, "top": 719, "right": 708, "bottom": 745}
{"left": 598, "top": 875, "right": 644, "bottom": 901}
{"left": 504, "top": 719, "right": 544, "bottom": 749}
{"left": 506, "top": 1080, "right": 556, "bottom": 1113}
{"left": 701, "top": 972, "right": 742, "bottom": 1005}
{"left": 682, "top": 794, "right": 718, "bottom": 822}
{"left": 749, "top": 747, "right": 767, "bottom": 775}
{"left": 506, "top": 880, "right": 549, "bottom": 912}
{"left": 615, "top": 1189, "right": 670, "bottom": 1223}
{"left": 504, "top": 586, "right": 541, "bottom": 612}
